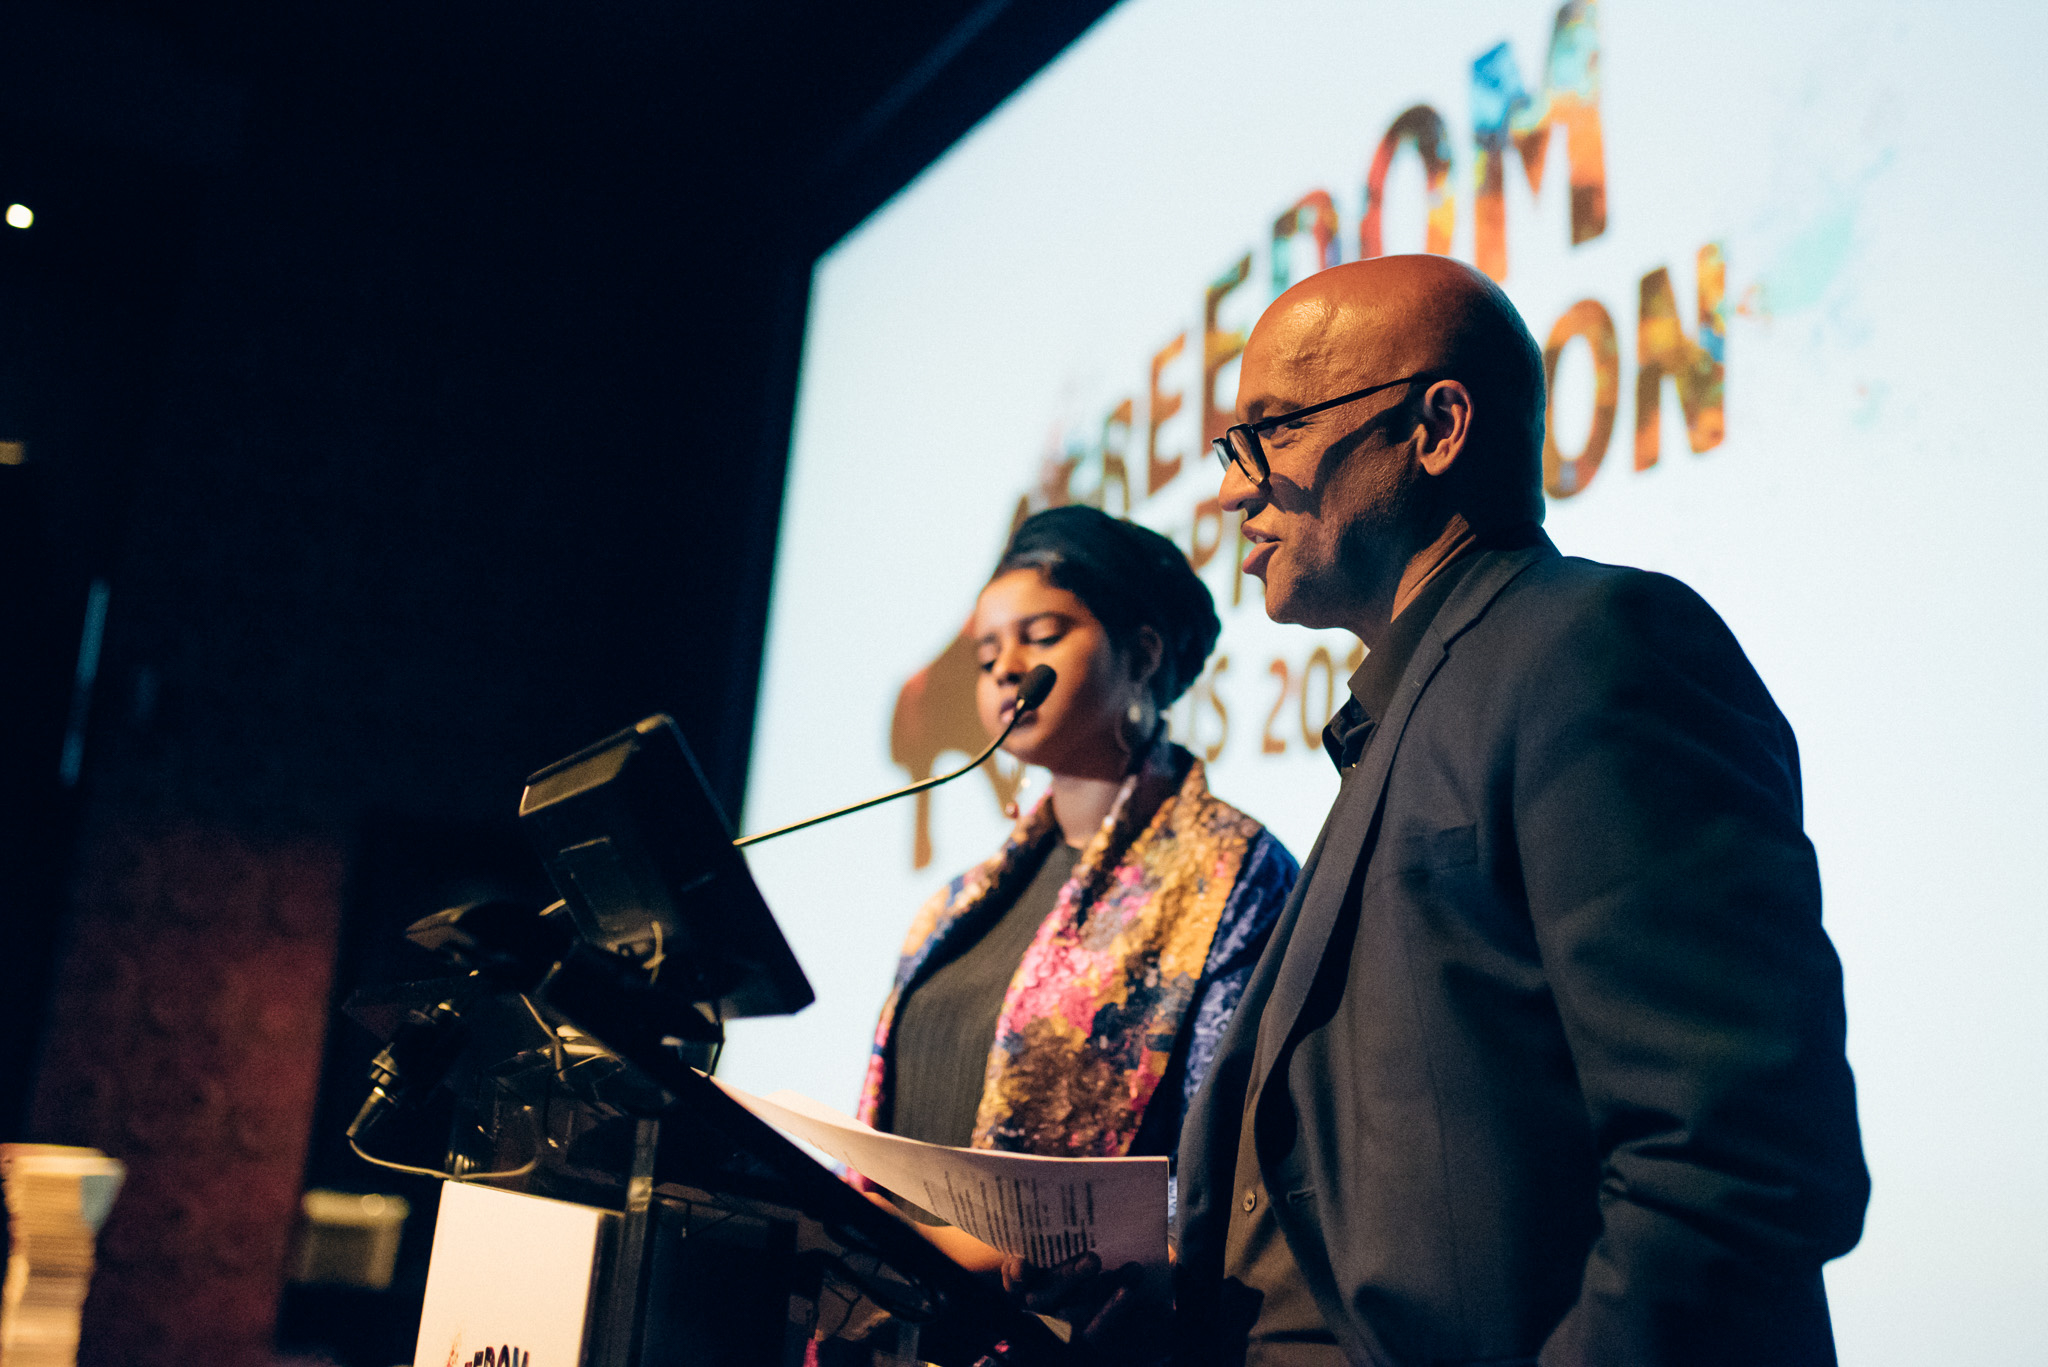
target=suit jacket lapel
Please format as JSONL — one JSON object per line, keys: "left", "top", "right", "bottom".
{"left": 1250, "top": 538, "right": 1556, "bottom": 1088}
{"left": 1177, "top": 539, "right": 1558, "bottom": 1275}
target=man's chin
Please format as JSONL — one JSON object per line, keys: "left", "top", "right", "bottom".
{"left": 1260, "top": 575, "right": 1349, "bottom": 631}
{"left": 1257, "top": 572, "right": 1310, "bottom": 627}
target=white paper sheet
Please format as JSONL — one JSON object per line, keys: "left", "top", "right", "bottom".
{"left": 715, "top": 1079, "right": 1168, "bottom": 1278}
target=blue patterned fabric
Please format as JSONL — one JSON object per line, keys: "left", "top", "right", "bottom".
{"left": 1178, "top": 829, "right": 1296, "bottom": 1126}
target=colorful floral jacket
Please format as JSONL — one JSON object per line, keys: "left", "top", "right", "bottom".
{"left": 855, "top": 743, "right": 1297, "bottom": 1158}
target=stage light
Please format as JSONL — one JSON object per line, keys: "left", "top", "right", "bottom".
{"left": 5, "top": 204, "right": 31, "bottom": 229}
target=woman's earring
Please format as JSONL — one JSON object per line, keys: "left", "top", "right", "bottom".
{"left": 1127, "top": 700, "right": 1146, "bottom": 725}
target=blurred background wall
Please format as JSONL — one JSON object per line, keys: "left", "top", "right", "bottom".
{"left": 0, "top": 2, "right": 1114, "bottom": 1362}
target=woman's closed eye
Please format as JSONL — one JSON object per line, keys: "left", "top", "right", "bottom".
{"left": 975, "top": 614, "right": 1073, "bottom": 672}
{"left": 978, "top": 634, "right": 1061, "bottom": 671}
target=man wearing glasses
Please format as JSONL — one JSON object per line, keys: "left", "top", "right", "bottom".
{"left": 1145, "top": 255, "right": 1868, "bottom": 1366}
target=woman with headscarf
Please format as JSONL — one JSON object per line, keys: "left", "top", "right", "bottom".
{"left": 856, "top": 506, "right": 1296, "bottom": 1164}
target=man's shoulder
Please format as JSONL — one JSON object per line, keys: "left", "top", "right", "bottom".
{"left": 1504, "top": 550, "right": 1706, "bottom": 608}
{"left": 1463, "top": 550, "right": 1729, "bottom": 648}
{"left": 1450, "top": 549, "right": 1779, "bottom": 721}
{"left": 1428, "top": 548, "right": 1763, "bottom": 700}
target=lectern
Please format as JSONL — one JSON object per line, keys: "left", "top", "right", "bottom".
{"left": 345, "top": 718, "right": 1059, "bottom": 1367}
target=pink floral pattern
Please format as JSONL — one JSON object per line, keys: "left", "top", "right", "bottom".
{"left": 857, "top": 745, "right": 1283, "bottom": 1157}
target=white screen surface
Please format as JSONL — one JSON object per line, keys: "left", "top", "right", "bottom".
{"left": 731, "top": 1, "right": 2048, "bottom": 1356}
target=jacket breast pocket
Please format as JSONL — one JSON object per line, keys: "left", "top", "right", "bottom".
{"left": 1405, "top": 823, "right": 1477, "bottom": 869}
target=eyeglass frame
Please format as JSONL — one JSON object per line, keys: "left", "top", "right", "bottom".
{"left": 1211, "top": 371, "right": 1437, "bottom": 486}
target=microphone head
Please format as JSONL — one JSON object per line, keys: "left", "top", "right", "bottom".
{"left": 1017, "top": 665, "right": 1057, "bottom": 712}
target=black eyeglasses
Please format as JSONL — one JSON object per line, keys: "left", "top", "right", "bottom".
{"left": 1211, "top": 372, "right": 1433, "bottom": 485}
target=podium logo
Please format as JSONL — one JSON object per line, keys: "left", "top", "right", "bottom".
{"left": 452, "top": 1347, "right": 530, "bottom": 1367}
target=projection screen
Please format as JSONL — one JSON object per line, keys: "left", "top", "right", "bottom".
{"left": 731, "top": 1, "right": 2048, "bottom": 1357}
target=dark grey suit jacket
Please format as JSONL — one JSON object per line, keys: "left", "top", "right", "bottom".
{"left": 1175, "top": 537, "right": 1868, "bottom": 1367}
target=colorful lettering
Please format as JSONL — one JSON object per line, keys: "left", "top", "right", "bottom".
{"left": 1201, "top": 655, "right": 1229, "bottom": 763}
{"left": 1634, "top": 244, "right": 1726, "bottom": 470}
{"left": 1147, "top": 334, "right": 1186, "bottom": 495}
{"left": 1471, "top": 0, "right": 1607, "bottom": 281}
{"left": 1272, "top": 190, "right": 1341, "bottom": 293}
{"left": 1203, "top": 253, "right": 1254, "bottom": 450}
{"left": 1261, "top": 658, "right": 1290, "bottom": 754}
{"left": 1037, "top": 447, "right": 1078, "bottom": 509}
{"left": 1541, "top": 299, "right": 1619, "bottom": 497}
{"left": 1360, "top": 105, "right": 1456, "bottom": 259}
{"left": 1190, "top": 496, "right": 1226, "bottom": 572}
{"left": 1099, "top": 399, "right": 1133, "bottom": 514}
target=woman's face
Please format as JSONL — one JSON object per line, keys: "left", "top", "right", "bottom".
{"left": 970, "top": 568, "right": 1141, "bottom": 780}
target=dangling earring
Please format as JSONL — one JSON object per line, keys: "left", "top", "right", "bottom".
{"left": 1122, "top": 697, "right": 1156, "bottom": 766}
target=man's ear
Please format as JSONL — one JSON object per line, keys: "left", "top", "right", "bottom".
{"left": 1416, "top": 379, "right": 1473, "bottom": 477}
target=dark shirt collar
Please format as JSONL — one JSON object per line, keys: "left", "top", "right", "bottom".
{"left": 1322, "top": 549, "right": 1484, "bottom": 771}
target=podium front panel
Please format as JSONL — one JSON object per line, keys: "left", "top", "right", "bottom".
{"left": 414, "top": 1181, "right": 613, "bottom": 1367}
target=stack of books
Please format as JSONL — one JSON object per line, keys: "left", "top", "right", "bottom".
{"left": 0, "top": 1144, "right": 125, "bottom": 1367}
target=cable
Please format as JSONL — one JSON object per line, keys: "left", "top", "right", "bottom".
{"left": 518, "top": 992, "right": 567, "bottom": 1077}
{"left": 818, "top": 1272, "right": 867, "bottom": 1340}
{"left": 349, "top": 1135, "right": 540, "bottom": 1182}
{"left": 347, "top": 1138, "right": 451, "bottom": 1182}
{"left": 348, "top": 1102, "right": 544, "bottom": 1183}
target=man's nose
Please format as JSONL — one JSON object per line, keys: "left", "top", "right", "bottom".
{"left": 1218, "top": 460, "right": 1264, "bottom": 514}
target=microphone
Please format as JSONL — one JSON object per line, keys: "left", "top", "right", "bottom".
{"left": 734, "top": 664, "right": 1054, "bottom": 849}
{"left": 346, "top": 989, "right": 474, "bottom": 1145}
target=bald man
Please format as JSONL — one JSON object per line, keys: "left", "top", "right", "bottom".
{"left": 1164, "top": 257, "right": 1869, "bottom": 1367}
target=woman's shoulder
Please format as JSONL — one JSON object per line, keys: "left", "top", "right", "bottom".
{"left": 1238, "top": 824, "right": 1299, "bottom": 880}
{"left": 1169, "top": 767, "right": 1298, "bottom": 927}
{"left": 1175, "top": 757, "right": 1298, "bottom": 876}
{"left": 1196, "top": 823, "right": 1296, "bottom": 974}
{"left": 1225, "top": 826, "right": 1299, "bottom": 913}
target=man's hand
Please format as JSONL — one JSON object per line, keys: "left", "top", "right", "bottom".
{"left": 1000, "top": 1251, "right": 1162, "bottom": 1364}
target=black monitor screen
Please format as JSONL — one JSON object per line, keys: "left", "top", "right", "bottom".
{"left": 519, "top": 715, "right": 813, "bottom": 1021}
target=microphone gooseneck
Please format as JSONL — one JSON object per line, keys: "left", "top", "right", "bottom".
{"left": 733, "top": 664, "right": 1055, "bottom": 850}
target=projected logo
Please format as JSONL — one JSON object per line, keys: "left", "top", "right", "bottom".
{"left": 892, "top": 0, "right": 1726, "bottom": 868}
{"left": 891, "top": 631, "right": 1028, "bottom": 870}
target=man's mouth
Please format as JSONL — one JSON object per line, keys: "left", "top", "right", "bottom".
{"left": 1241, "top": 525, "right": 1278, "bottom": 578}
